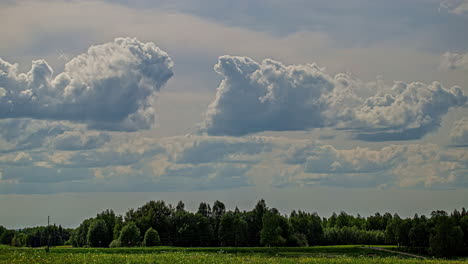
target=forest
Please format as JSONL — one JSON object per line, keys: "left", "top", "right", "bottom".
{"left": 1, "top": 200, "right": 467, "bottom": 258}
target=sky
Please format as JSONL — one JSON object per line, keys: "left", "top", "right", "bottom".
{"left": 1, "top": 0, "right": 468, "bottom": 228}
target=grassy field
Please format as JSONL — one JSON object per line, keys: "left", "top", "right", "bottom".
{"left": 1, "top": 246, "right": 467, "bottom": 264}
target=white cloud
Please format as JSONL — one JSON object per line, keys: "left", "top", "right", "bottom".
{"left": 450, "top": 118, "right": 468, "bottom": 145}
{"left": 0, "top": 37, "right": 173, "bottom": 131}
{"left": 441, "top": 0, "right": 468, "bottom": 15}
{"left": 441, "top": 52, "right": 468, "bottom": 70}
{"left": 201, "top": 56, "right": 466, "bottom": 140}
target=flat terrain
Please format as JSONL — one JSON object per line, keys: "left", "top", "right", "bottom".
{"left": 1, "top": 246, "right": 467, "bottom": 264}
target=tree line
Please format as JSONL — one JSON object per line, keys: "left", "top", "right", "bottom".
{"left": 1, "top": 200, "right": 467, "bottom": 257}
{"left": 0, "top": 224, "right": 72, "bottom": 248}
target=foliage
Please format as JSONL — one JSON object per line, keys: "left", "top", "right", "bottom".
{"left": 219, "top": 211, "right": 248, "bottom": 246}
{"left": 2, "top": 199, "right": 468, "bottom": 258}
{"left": 260, "top": 210, "right": 286, "bottom": 247}
{"left": 119, "top": 222, "right": 141, "bottom": 247}
{"left": 87, "top": 219, "right": 108, "bottom": 247}
{"left": 109, "top": 239, "right": 121, "bottom": 248}
{"left": 143, "top": 228, "right": 160, "bottom": 247}
{"left": 0, "top": 230, "right": 15, "bottom": 245}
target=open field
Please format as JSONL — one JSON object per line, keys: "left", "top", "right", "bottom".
{"left": 1, "top": 246, "right": 467, "bottom": 264}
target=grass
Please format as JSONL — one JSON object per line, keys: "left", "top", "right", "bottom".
{"left": 1, "top": 246, "right": 466, "bottom": 264}
{"left": 6, "top": 245, "right": 399, "bottom": 256}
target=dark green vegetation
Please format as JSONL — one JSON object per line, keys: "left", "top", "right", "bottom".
{"left": 1, "top": 200, "right": 467, "bottom": 258}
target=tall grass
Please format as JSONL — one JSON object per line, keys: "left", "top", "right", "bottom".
{"left": 0, "top": 249, "right": 467, "bottom": 264}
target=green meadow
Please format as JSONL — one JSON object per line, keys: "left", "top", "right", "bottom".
{"left": 1, "top": 246, "right": 467, "bottom": 264}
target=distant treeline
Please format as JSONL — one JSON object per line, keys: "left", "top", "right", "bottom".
{"left": 0, "top": 224, "right": 71, "bottom": 248}
{"left": 1, "top": 200, "right": 467, "bottom": 257}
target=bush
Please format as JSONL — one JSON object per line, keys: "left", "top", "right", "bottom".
{"left": 0, "top": 230, "right": 15, "bottom": 245}
{"left": 119, "top": 222, "right": 140, "bottom": 247}
{"left": 143, "top": 228, "right": 160, "bottom": 247}
{"left": 109, "top": 239, "right": 121, "bottom": 248}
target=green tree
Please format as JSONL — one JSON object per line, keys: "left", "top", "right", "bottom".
{"left": 0, "top": 226, "right": 5, "bottom": 240}
{"left": 125, "top": 200, "right": 172, "bottom": 245}
{"left": 260, "top": 210, "right": 285, "bottom": 247}
{"left": 143, "top": 227, "right": 160, "bottom": 247}
{"left": 197, "top": 202, "right": 212, "bottom": 218}
{"left": 212, "top": 200, "right": 226, "bottom": 246}
{"left": 460, "top": 215, "right": 468, "bottom": 251}
{"left": 119, "top": 222, "right": 140, "bottom": 247}
{"left": 176, "top": 201, "right": 185, "bottom": 212}
{"left": 71, "top": 218, "right": 93, "bottom": 247}
{"left": 11, "top": 233, "right": 26, "bottom": 247}
{"left": 87, "top": 219, "right": 108, "bottom": 247}
{"left": 429, "top": 216, "right": 464, "bottom": 257}
{"left": 249, "top": 199, "right": 267, "bottom": 246}
{"left": 218, "top": 211, "right": 248, "bottom": 246}
{"left": 409, "top": 215, "right": 429, "bottom": 252}
{"left": 0, "top": 230, "right": 15, "bottom": 245}
{"left": 290, "top": 210, "right": 323, "bottom": 245}
{"left": 95, "top": 209, "right": 117, "bottom": 246}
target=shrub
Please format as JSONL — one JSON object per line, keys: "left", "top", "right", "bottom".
{"left": 143, "top": 228, "right": 160, "bottom": 247}
{"left": 109, "top": 239, "right": 121, "bottom": 248}
{"left": 119, "top": 222, "right": 140, "bottom": 247}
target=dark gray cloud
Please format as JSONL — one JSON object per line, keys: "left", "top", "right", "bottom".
{"left": 0, "top": 37, "right": 173, "bottom": 131}
{"left": 201, "top": 56, "right": 466, "bottom": 140}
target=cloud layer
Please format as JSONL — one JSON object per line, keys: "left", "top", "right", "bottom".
{"left": 1, "top": 132, "right": 467, "bottom": 194}
{"left": 200, "top": 56, "right": 466, "bottom": 140}
{"left": 279, "top": 142, "right": 467, "bottom": 189}
{"left": 0, "top": 37, "right": 173, "bottom": 131}
{"left": 0, "top": 119, "right": 110, "bottom": 153}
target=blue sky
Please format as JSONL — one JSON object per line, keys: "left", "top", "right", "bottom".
{"left": 0, "top": 0, "right": 468, "bottom": 228}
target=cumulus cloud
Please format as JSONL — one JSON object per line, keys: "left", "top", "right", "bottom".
{"left": 450, "top": 118, "right": 468, "bottom": 146}
{"left": 0, "top": 37, "right": 173, "bottom": 131}
{"left": 440, "top": 0, "right": 468, "bottom": 15}
{"left": 441, "top": 52, "right": 468, "bottom": 70}
{"left": 201, "top": 56, "right": 466, "bottom": 140}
